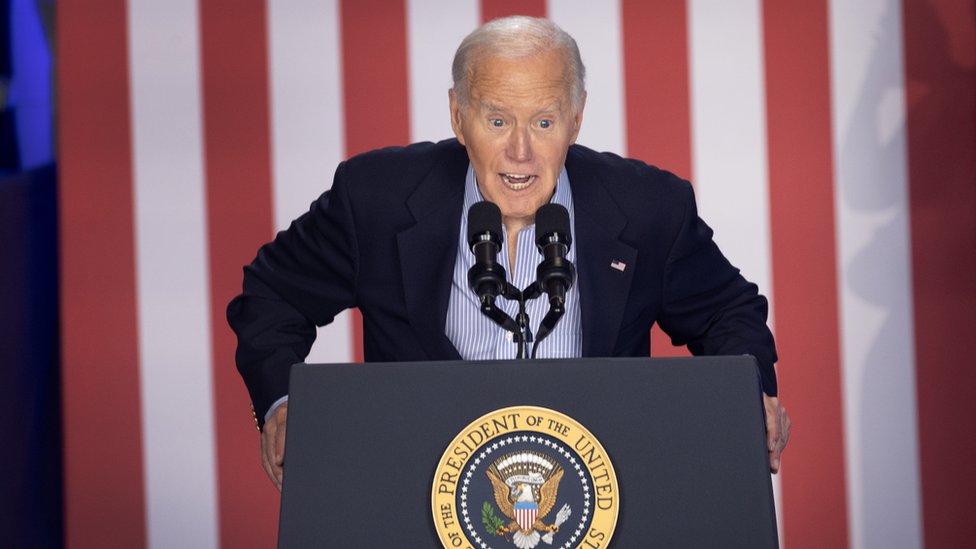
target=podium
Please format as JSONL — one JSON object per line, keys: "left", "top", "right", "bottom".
{"left": 278, "top": 357, "right": 778, "bottom": 548}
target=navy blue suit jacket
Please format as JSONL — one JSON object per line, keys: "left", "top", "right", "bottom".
{"left": 228, "top": 139, "right": 777, "bottom": 426}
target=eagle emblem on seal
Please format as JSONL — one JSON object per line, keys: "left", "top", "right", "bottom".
{"left": 483, "top": 451, "right": 572, "bottom": 549}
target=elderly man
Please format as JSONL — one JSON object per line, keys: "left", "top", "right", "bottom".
{"left": 228, "top": 16, "right": 790, "bottom": 491}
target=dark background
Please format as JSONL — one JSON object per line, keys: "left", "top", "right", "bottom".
{"left": 0, "top": 1, "right": 60, "bottom": 547}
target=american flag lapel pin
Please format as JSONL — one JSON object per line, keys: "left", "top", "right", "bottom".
{"left": 610, "top": 259, "right": 626, "bottom": 272}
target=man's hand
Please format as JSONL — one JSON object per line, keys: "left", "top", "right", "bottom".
{"left": 261, "top": 403, "right": 288, "bottom": 491}
{"left": 763, "top": 395, "right": 791, "bottom": 474}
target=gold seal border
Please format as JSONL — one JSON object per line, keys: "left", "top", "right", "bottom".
{"left": 431, "top": 405, "right": 619, "bottom": 548}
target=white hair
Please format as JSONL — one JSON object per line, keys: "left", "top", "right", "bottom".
{"left": 451, "top": 16, "right": 586, "bottom": 112}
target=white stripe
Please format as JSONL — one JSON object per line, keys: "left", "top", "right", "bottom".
{"left": 828, "top": 1, "right": 923, "bottom": 547}
{"left": 267, "top": 0, "right": 352, "bottom": 364}
{"left": 127, "top": 1, "right": 218, "bottom": 547}
{"left": 687, "top": 0, "right": 774, "bottom": 312}
{"left": 548, "top": 0, "right": 627, "bottom": 154}
{"left": 686, "top": 0, "right": 781, "bottom": 540}
{"left": 407, "top": 0, "right": 477, "bottom": 143}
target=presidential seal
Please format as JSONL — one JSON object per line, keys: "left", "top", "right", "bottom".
{"left": 432, "top": 406, "right": 618, "bottom": 549}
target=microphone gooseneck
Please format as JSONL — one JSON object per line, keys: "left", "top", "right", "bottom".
{"left": 534, "top": 203, "right": 576, "bottom": 308}
{"left": 532, "top": 203, "right": 576, "bottom": 358}
{"left": 466, "top": 201, "right": 526, "bottom": 356}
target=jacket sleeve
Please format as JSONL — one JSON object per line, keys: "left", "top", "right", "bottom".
{"left": 656, "top": 182, "right": 779, "bottom": 396}
{"left": 226, "top": 162, "right": 360, "bottom": 427}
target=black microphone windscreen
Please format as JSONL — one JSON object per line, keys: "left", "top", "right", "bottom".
{"left": 467, "top": 201, "right": 503, "bottom": 248}
{"left": 535, "top": 203, "right": 572, "bottom": 247}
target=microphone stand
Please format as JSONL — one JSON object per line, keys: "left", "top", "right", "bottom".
{"left": 469, "top": 242, "right": 568, "bottom": 359}
{"left": 476, "top": 278, "right": 569, "bottom": 360}
{"left": 504, "top": 283, "right": 533, "bottom": 360}
{"left": 476, "top": 282, "right": 531, "bottom": 360}
{"left": 505, "top": 280, "right": 566, "bottom": 360}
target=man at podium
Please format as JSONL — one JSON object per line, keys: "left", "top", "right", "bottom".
{"left": 228, "top": 16, "right": 791, "bottom": 491}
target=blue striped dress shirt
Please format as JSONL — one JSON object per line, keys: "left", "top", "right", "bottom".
{"left": 445, "top": 165, "right": 583, "bottom": 360}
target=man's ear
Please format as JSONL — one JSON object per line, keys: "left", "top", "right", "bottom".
{"left": 570, "top": 91, "right": 587, "bottom": 144}
{"left": 448, "top": 89, "right": 466, "bottom": 146}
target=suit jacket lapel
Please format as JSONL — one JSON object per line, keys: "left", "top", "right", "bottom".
{"left": 567, "top": 149, "right": 638, "bottom": 357}
{"left": 396, "top": 144, "right": 468, "bottom": 360}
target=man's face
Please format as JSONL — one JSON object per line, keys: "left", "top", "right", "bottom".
{"left": 450, "top": 49, "right": 585, "bottom": 231}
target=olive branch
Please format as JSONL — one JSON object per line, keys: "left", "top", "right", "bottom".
{"left": 482, "top": 501, "right": 505, "bottom": 535}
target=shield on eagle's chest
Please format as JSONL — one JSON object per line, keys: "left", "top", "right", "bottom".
{"left": 514, "top": 501, "right": 538, "bottom": 531}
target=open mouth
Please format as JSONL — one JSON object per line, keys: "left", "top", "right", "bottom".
{"left": 500, "top": 173, "right": 536, "bottom": 190}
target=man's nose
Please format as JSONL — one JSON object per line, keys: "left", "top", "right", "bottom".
{"left": 506, "top": 127, "right": 532, "bottom": 162}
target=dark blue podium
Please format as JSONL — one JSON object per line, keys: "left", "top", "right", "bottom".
{"left": 278, "top": 357, "right": 778, "bottom": 548}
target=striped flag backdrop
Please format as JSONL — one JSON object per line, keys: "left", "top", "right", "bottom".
{"left": 58, "top": 0, "right": 975, "bottom": 547}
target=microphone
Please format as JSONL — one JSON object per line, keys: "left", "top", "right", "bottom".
{"left": 467, "top": 201, "right": 523, "bottom": 356}
{"left": 467, "top": 201, "right": 507, "bottom": 302}
{"left": 534, "top": 203, "right": 575, "bottom": 308}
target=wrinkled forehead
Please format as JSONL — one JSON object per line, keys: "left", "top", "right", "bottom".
{"left": 469, "top": 46, "right": 571, "bottom": 78}
{"left": 466, "top": 51, "right": 574, "bottom": 105}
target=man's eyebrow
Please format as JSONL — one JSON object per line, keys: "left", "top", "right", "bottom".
{"left": 536, "top": 102, "right": 561, "bottom": 114}
{"left": 478, "top": 101, "right": 563, "bottom": 115}
{"left": 479, "top": 101, "right": 505, "bottom": 113}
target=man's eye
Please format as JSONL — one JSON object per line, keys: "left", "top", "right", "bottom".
{"left": 490, "top": 119, "right": 504, "bottom": 127}
{"left": 539, "top": 119, "right": 552, "bottom": 129}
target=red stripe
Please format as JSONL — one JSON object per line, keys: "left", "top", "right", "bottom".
{"left": 481, "top": 0, "right": 546, "bottom": 22}
{"left": 620, "top": 0, "right": 693, "bottom": 358}
{"left": 763, "top": 1, "right": 849, "bottom": 546}
{"left": 57, "top": 1, "right": 147, "bottom": 547}
{"left": 340, "top": 0, "right": 412, "bottom": 362}
{"left": 197, "top": 1, "right": 280, "bottom": 546}
{"left": 621, "top": 0, "right": 693, "bottom": 181}
{"left": 902, "top": 0, "right": 976, "bottom": 545}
